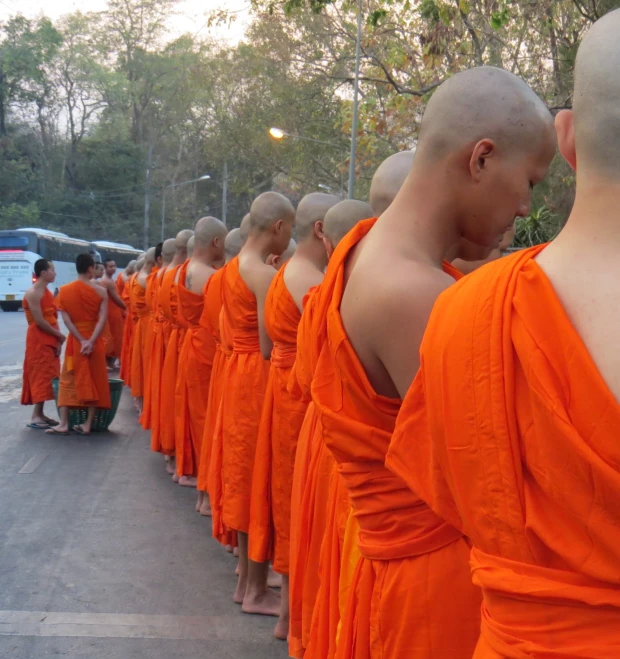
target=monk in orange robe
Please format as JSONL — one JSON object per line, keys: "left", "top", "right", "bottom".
{"left": 139, "top": 243, "right": 163, "bottom": 429}
{"left": 221, "top": 193, "right": 294, "bottom": 615}
{"left": 148, "top": 240, "right": 175, "bottom": 454}
{"left": 21, "top": 258, "right": 65, "bottom": 428}
{"left": 47, "top": 253, "right": 111, "bottom": 435}
{"left": 175, "top": 217, "right": 227, "bottom": 494}
{"left": 389, "top": 19, "right": 620, "bottom": 657}
{"left": 158, "top": 231, "right": 193, "bottom": 475}
{"left": 100, "top": 258, "right": 126, "bottom": 369}
{"left": 248, "top": 193, "right": 340, "bottom": 640}
{"left": 131, "top": 247, "right": 157, "bottom": 413}
{"left": 120, "top": 260, "right": 139, "bottom": 387}
{"left": 308, "top": 68, "right": 556, "bottom": 659}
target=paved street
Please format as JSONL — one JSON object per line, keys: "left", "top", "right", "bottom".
{"left": 0, "top": 309, "right": 288, "bottom": 658}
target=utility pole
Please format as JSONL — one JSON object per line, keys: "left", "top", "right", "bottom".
{"left": 143, "top": 141, "right": 153, "bottom": 250}
{"left": 348, "top": 0, "right": 363, "bottom": 200}
{"left": 222, "top": 161, "right": 228, "bottom": 227}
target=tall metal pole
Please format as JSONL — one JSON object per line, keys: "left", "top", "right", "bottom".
{"left": 144, "top": 141, "right": 153, "bottom": 250}
{"left": 348, "top": 0, "right": 362, "bottom": 200}
{"left": 222, "top": 160, "right": 228, "bottom": 227}
{"left": 160, "top": 190, "right": 166, "bottom": 242}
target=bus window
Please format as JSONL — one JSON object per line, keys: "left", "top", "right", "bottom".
{"left": 0, "top": 236, "right": 29, "bottom": 250}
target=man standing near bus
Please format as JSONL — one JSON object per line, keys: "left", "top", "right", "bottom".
{"left": 101, "top": 259, "right": 126, "bottom": 370}
{"left": 21, "top": 259, "right": 66, "bottom": 429}
{"left": 47, "top": 253, "right": 110, "bottom": 436}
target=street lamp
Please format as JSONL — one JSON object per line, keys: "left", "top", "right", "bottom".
{"left": 269, "top": 127, "right": 346, "bottom": 198}
{"left": 161, "top": 175, "right": 210, "bottom": 241}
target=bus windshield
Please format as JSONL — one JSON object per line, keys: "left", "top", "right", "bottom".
{"left": 0, "top": 236, "right": 29, "bottom": 249}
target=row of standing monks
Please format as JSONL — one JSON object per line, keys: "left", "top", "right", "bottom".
{"left": 116, "top": 17, "right": 620, "bottom": 658}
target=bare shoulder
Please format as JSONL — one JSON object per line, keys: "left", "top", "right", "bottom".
{"left": 239, "top": 256, "right": 276, "bottom": 298}
{"left": 284, "top": 258, "right": 323, "bottom": 311}
{"left": 24, "top": 286, "right": 42, "bottom": 304}
{"left": 91, "top": 281, "right": 107, "bottom": 299}
{"left": 187, "top": 260, "right": 216, "bottom": 294}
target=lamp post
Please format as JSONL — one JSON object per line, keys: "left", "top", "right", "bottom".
{"left": 269, "top": 127, "right": 346, "bottom": 198}
{"left": 160, "top": 175, "right": 210, "bottom": 241}
{"left": 348, "top": 0, "right": 363, "bottom": 200}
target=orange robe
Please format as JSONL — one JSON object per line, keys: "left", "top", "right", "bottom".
{"left": 158, "top": 265, "right": 184, "bottom": 456}
{"left": 56, "top": 280, "right": 111, "bottom": 409}
{"left": 209, "top": 305, "right": 237, "bottom": 548}
{"left": 105, "top": 282, "right": 125, "bottom": 359}
{"left": 249, "top": 264, "right": 305, "bottom": 574}
{"left": 220, "top": 256, "right": 270, "bottom": 534}
{"left": 197, "top": 266, "right": 227, "bottom": 493}
{"left": 140, "top": 268, "right": 160, "bottom": 429}
{"left": 120, "top": 274, "right": 134, "bottom": 387}
{"left": 149, "top": 267, "right": 170, "bottom": 453}
{"left": 115, "top": 275, "right": 125, "bottom": 298}
{"left": 130, "top": 276, "right": 149, "bottom": 398}
{"left": 174, "top": 266, "right": 216, "bottom": 478}
{"left": 21, "top": 289, "right": 61, "bottom": 405}
{"left": 388, "top": 245, "right": 620, "bottom": 658}
{"left": 309, "top": 218, "right": 480, "bottom": 659}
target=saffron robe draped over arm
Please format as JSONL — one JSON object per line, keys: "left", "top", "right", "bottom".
{"left": 174, "top": 265, "right": 215, "bottom": 478}
{"left": 130, "top": 277, "right": 149, "bottom": 398}
{"left": 308, "top": 217, "right": 480, "bottom": 659}
{"left": 387, "top": 246, "right": 620, "bottom": 659}
{"left": 149, "top": 267, "right": 169, "bottom": 453}
{"left": 158, "top": 265, "right": 183, "bottom": 456}
{"left": 120, "top": 274, "right": 135, "bottom": 387}
{"left": 249, "top": 263, "right": 305, "bottom": 574}
{"left": 56, "top": 281, "right": 111, "bottom": 409}
{"left": 21, "top": 289, "right": 60, "bottom": 405}
{"left": 140, "top": 268, "right": 160, "bottom": 429}
{"left": 220, "top": 256, "right": 270, "bottom": 534}
{"left": 197, "top": 266, "right": 226, "bottom": 494}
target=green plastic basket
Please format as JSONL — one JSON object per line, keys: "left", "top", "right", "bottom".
{"left": 51, "top": 378, "right": 124, "bottom": 432}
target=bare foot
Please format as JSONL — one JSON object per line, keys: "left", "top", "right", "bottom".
{"left": 165, "top": 459, "right": 175, "bottom": 475}
{"left": 274, "top": 617, "right": 289, "bottom": 641}
{"left": 233, "top": 578, "right": 246, "bottom": 605}
{"left": 199, "top": 498, "right": 212, "bottom": 517}
{"left": 196, "top": 491, "right": 204, "bottom": 512}
{"left": 225, "top": 544, "right": 233, "bottom": 553}
{"left": 268, "top": 567, "right": 282, "bottom": 589}
{"left": 172, "top": 473, "right": 180, "bottom": 483}
{"left": 233, "top": 546, "right": 239, "bottom": 557}
{"left": 235, "top": 561, "right": 240, "bottom": 576}
{"left": 179, "top": 476, "right": 197, "bottom": 488}
{"left": 242, "top": 588, "right": 281, "bottom": 617}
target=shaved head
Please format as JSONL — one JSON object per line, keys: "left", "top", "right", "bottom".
{"left": 239, "top": 214, "right": 251, "bottom": 245}
{"left": 144, "top": 247, "right": 156, "bottom": 265}
{"left": 225, "top": 228, "right": 243, "bottom": 259}
{"left": 324, "top": 200, "right": 373, "bottom": 246}
{"left": 295, "top": 192, "right": 341, "bottom": 241}
{"left": 187, "top": 236, "right": 195, "bottom": 258}
{"left": 572, "top": 9, "right": 620, "bottom": 176}
{"left": 175, "top": 229, "right": 194, "bottom": 250}
{"left": 126, "top": 260, "right": 136, "bottom": 274}
{"left": 162, "top": 239, "right": 176, "bottom": 264}
{"left": 249, "top": 192, "right": 295, "bottom": 232}
{"left": 194, "top": 216, "right": 228, "bottom": 248}
{"left": 369, "top": 151, "right": 414, "bottom": 216}
{"left": 135, "top": 258, "right": 145, "bottom": 271}
{"left": 418, "top": 67, "right": 553, "bottom": 163}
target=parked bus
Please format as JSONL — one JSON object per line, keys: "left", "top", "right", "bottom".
{"left": 0, "top": 229, "right": 141, "bottom": 311}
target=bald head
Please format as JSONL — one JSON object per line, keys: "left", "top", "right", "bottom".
{"left": 249, "top": 192, "right": 295, "bottom": 232}
{"left": 239, "top": 214, "right": 251, "bottom": 245}
{"left": 418, "top": 67, "right": 553, "bottom": 163}
{"left": 571, "top": 10, "right": 620, "bottom": 176}
{"left": 369, "top": 151, "right": 414, "bottom": 216}
{"left": 324, "top": 200, "right": 373, "bottom": 246}
{"left": 162, "top": 239, "right": 176, "bottom": 264}
{"left": 126, "top": 260, "right": 136, "bottom": 275}
{"left": 187, "top": 236, "right": 195, "bottom": 258}
{"left": 135, "top": 257, "right": 145, "bottom": 272}
{"left": 194, "top": 216, "right": 228, "bottom": 248}
{"left": 175, "top": 229, "right": 193, "bottom": 249}
{"left": 225, "top": 228, "right": 243, "bottom": 259}
{"left": 144, "top": 247, "right": 156, "bottom": 265}
{"left": 295, "top": 192, "right": 341, "bottom": 241}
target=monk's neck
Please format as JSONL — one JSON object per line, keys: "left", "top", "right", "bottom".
{"left": 293, "top": 237, "right": 327, "bottom": 271}
{"left": 77, "top": 274, "right": 92, "bottom": 284}
{"left": 34, "top": 280, "right": 48, "bottom": 292}
{"left": 170, "top": 252, "right": 187, "bottom": 267}
{"left": 191, "top": 247, "right": 217, "bottom": 268}
{"left": 243, "top": 234, "right": 276, "bottom": 262}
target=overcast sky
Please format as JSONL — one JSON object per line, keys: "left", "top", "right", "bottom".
{"left": 0, "top": 0, "right": 251, "bottom": 44}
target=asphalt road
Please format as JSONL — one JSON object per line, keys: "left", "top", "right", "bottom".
{"left": 0, "top": 308, "right": 288, "bottom": 658}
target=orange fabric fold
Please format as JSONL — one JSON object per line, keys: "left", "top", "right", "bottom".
{"left": 140, "top": 267, "right": 160, "bottom": 429}
{"left": 56, "top": 281, "right": 111, "bottom": 409}
{"left": 106, "top": 285, "right": 125, "bottom": 359}
{"left": 175, "top": 264, "right": 215, "bottom": 478}
{"left": 130, "top": 276, "right": 149, "bottom": 398}
{"left": 21, "top": 289, "right": 60, "bottom": 405}
{"left": 119, "top": 274, "right": 134, "bottom": 387}
{"left": 249, "top": 264, "right": 305, "bottom": 573}
{"left": 158, "top": 265, "right": 183, "bottom": 456}
{"left": 148, "top": 267, "right": 169, "bottom": 453}
{"left": 220, "top": 257, "right": 270, "bottom": 534}
{"left": 308, "top": 218, "right": 480, "bottom": 659}
{"left": 197, "top": 266, "right": 226, "bottom": 493}
{"left": 387, "top": 246, "right": 620, "bottom": 658}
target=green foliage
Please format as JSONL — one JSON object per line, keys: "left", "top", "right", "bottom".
{"left": 514, "top": 207, "right": 562, "bottom": 248}
{"left": 0, "top": 202, "right": 39, "bottom": 230}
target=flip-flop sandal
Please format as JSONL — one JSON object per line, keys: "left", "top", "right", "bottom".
{"left": 73, "top": 426, "right": 91, "bottom": 436}
{"left": 27, "top": 422, "right": 50, "bottom": 430}
{"left": 45, "top": 428, "right": 71, "bottom": 436}
{"left": 44, "top": 419, "right": 59, "bottom": 427}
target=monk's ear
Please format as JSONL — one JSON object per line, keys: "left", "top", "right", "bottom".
{"left": 469, "top": 138, "right": 496, "bottom": 182}
{"left": 274, "top": 219, "right": 283, "bottom": 235}
{"left": 555, "top": 110, "right": 576, "bottom": 171}
{"left": 271, "top": 254, "right": 280, "bottom": 269}
{"left": 322, "top": 236, "right": 335, "bottom": 260}
{"left": 314, "top": 220, "right": 325, "bottom": 240}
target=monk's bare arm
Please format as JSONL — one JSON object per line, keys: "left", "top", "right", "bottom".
{"left": 90, "top": 291, "right": 109, "bottom": 343}
{"left": 61, "top": 311, "right": 86, "bottom": 344}
{"left": 251, "top": 267, "right": 277, "bottom": 360}
{"left": 26, "top": 289, "right": 65, "bottom": 342}
{"left": 284, "top": 264, "right": 324, "bottom": 314}
{"left": 105, "top": 279, "right": 126, "bottom": 310}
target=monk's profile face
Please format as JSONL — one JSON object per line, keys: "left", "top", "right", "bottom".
{"left": 105, "top": 261, "right": 117, "bottom": 277}
{"left": 94, "top": 263, "right": 104, "bottom": 279}
{"left": 41, "top": 262, "right": 57, "bottom": 284}
{"left": 459, "top": 133, "right": 556, "bottom": 248}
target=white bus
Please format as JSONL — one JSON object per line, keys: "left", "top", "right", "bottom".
{"left": 0, "top": 229, "right": 141, "bottom": 311}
